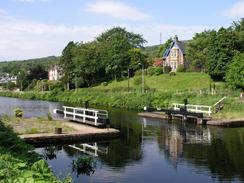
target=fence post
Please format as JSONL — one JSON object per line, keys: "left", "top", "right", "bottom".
{"left": 73, "top": 108, "right": 76, "bottom": 121}
{"left": 64, "top": 107, "right": 66, "bottom": 118}
{"left": 95, "top": 111, "right": 98, "bottom": 126}
{"left": 83, "top": 109, "right": 85, "bottom": 122}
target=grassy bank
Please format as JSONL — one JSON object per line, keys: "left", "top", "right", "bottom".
{"left": 0, "top": 73, "right": 243, "bottom": 119}
{"left": 0, "top": 88, "right": 243, "bottom": 119}
{"left": 0, "top": 120, "right": 71, "bottom": 182}
{"left": 1, "top": 115, "right": 76, "bottom": 135}
{"left": 94, "top": 72, "right": 213, "bottom": 92}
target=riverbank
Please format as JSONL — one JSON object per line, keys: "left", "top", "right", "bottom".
{"left": 138, "top": 112, "right": 244, "bottom": 127}
{"left": 0, "top": 89, "right": 243, "bottom": 120}
{"left": 0, "top": 120, "right": 69, "bottom": 182}
{"left": 1, "top": 116, "right": 120, "bottom": 146}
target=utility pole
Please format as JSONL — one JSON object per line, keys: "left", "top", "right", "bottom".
{"left": 142, "top": 64, "right": 144, "bottom": 93}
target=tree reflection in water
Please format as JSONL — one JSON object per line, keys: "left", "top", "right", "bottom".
{"left": 42, "top": 146, "right": 61, "bottom": 160}
{"left": 72, "top": 156, "right": 96, "bottom": 177}
{"left": 154, "top": 118, "right": 244, "bottom": 181}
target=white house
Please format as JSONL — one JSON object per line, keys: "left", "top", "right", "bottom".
{"left": 48, "top": 65, "right": 61, "bottom": 81}
{"left": 0, "top": 74, "right": 17, "bottom": 84}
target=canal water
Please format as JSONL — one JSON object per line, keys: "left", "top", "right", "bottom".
{"left": 0, "top": 96, "right": 244, "bottom": 183}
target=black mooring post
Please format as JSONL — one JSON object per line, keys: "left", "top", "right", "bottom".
{"left": 106, "top": 118, "right": 110, "bottom": 129}
{"left": 85, "top": 101, "right": 89, "bottom": 109}
{"left": 183, "top": 98, "right": 188, "bottom": 109}
{"left": 168, "top": 114, "right": 172, "bottom": 122}
{"left": 183, "top": 99, "right": 188, "bottom": 121}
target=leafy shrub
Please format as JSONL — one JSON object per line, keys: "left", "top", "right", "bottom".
{"left": 0, "top": 121, "right": 65, "bottom": 182}
{"left": 147, "top": 67, "right": 164, "bottom": 76}
{"left": 72, "top": 156, "right": 96, "bottom": 176}
{"left": 2, "top": 81, "right": 16, "bottom": 91}
{"left": 47, "top": 112, "right": 53, "bottom": 121}
{"left": 0, "top": 113, "right": 11, "bottom": 123}
{"left": 177, "top": 64, "right": 185, "bottom": 72}
{"left": 101, "top": 82, "right": 108, "bottom": 86}
{"left": 14, "top": 107, "right": 23, "bottom": 118}
{"left": 134, "top": 69, "right": 142, "bottom": 76}
{"left": 169, "top": 71, "right": 176, "bottom": 76}
{"left": 225, "top": 53, "right": 244, "bottom": 90}
{"left": 133, "top": 76, "right": 142, "bottom": 86}
{"left": 164, "top": 66, "right": 172, "bottom": 73}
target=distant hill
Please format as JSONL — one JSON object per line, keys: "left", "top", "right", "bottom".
{"left": 0, "top": 56, "right": 59, "bottom": 74}
{"left": 142, "top": 45, "right": 161, "bottom": 59}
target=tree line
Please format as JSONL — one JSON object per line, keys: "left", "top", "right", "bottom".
{"left": 0, "top": 19, "right": 243, "bottom": 91}
{"left": 60, "top": 27, "right": 147, "bottom": 90}
{"left": 186, "top": 18, "right": 244, "bottom": 89}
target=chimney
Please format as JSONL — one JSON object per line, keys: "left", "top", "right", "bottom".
{"left": 174, "top": 35, "right": 179, "bottom": 42}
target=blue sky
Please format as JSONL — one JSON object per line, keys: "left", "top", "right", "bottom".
{"left": 0, "top": 0, "right": 243, "bottom": 60}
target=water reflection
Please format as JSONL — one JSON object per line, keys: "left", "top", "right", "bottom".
{"left": 0, "top": 96, "right": 61, "bottom": 118}
{"left": 68, "top": 143, "right": 108, "bottom": 157}
{"left": 42, "top": 146, "right": 61, "bottom": 160}
{"left": 1, "top": 97, "right": 244, "bottom": 182}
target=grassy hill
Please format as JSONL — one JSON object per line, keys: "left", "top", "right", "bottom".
{"left": 0, "top": 56, "right": 59, "bottom": 74}
{"left": 93, "top": 72, "right": 213, "bottom": 92}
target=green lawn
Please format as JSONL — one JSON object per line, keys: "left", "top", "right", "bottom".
{"left": 0, "top": 72, "right": 242, "bottom": 120}
{"left": 93, "top": 72, "right": 214, "bottom": 92}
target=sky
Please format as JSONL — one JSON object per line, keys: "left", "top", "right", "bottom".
{"left": 0, "top": 0, "right": 243, "bottom": 61}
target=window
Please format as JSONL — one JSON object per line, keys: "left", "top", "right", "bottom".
{"left": 171, "top": 49, "right": 177, "bottom": 57}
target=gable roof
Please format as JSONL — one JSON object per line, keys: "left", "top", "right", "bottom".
{"left": 162, "top": 37, "right": 186, "bottom": 58}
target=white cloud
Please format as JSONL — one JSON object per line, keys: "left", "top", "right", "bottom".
{"left": 0, "top": 12, "right": 106, "bottom": 61}
{"left": 0, "top": 9, "right": 213, "bottom": 61}
{"left": 224, "top": 0, "right": 244, "bottom": 18}
{"left": 86, "top": 0, "right": 151, "bottom": 21}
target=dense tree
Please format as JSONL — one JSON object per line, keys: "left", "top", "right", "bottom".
{"left": 225, "top": 53, "right": 244, "bottom": 90}
{"left": 59, "top": 41, "right": 76, "bottom": 90}
{"left": 58, "top": 27, "right": 147, "bottom": 88}
{"left": 97, "top": 27, "right": 146, "bottom": 80}
{"left": 27, "top": 65, "right": 48, "bottom": 81}
{"left": 233, "top": 18, "right": 244, "bottom": 52}
{"left": 2, "top": 81, "right": 16, "bottom": 90}
{"left": 73, "top": 42, "right": 105, "bottom": 87}
{"left": 186, "top": 31, "right": 214, "bottom": 71}
{"left": 129, "top": 48, "right": 147, "bottom": 72}
{"left": 206, "top": 27, "right": 238, "bottom": 80}
{"left": 16, "top": 70, "right": 28, "bottom": 91}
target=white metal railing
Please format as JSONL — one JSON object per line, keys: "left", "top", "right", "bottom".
{"left": 68, "top": 143, "right": 108, "bottom": 157}
{"left": 63, "top": 106, "right": 108, "bottom": 126}
{"left": 172, "top": 103, "right": 212, "bottom": 116}
{"left": 213, "top": 96, "right": 226, "bottom": 108}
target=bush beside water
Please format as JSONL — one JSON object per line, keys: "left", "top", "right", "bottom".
{"left": 0, "top": 121, "right": 70, "bottom": 182}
